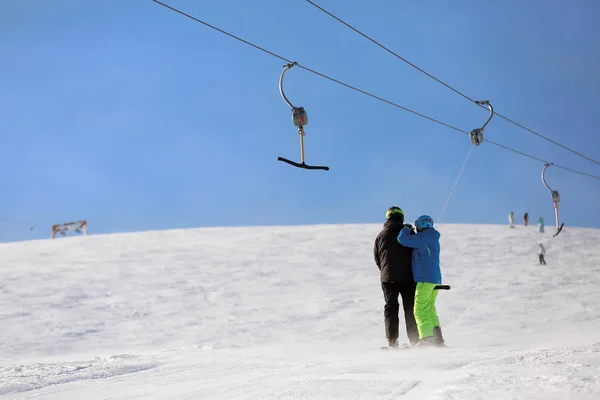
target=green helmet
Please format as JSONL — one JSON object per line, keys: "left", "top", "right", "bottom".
{"left": 386, "top": 206, "right": 404, "bottom": 221}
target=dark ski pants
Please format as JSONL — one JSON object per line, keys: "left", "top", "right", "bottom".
{"left": 539, "top": 254, "right": 546, "bottom": 265}
{"left": 381, "top": 281, "right": 419, "bottom": 345}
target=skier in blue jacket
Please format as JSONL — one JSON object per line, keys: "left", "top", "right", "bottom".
{"left": 397, "top": 215, "right": 445, "bottom": 347}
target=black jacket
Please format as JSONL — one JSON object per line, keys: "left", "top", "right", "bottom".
{"left": 374, "top": 219, "right": 414, "bottom": 283}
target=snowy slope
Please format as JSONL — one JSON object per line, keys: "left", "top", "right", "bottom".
{"left": 1, "top": 223, "right": 600, "bottom": 399}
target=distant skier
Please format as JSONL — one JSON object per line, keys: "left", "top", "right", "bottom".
{"left": 539, "top": 243, "right": 547, "bottom": 265}
{"left": 397, "top": 215, "right": 445, "bottom": 347}
{"left": 508, "top": 212, "right": 515, "bottom": 228}
{"left": 373, "top": 206, "right": 419, "bottom": 348}
{"left": 539, "top": 216, "right": 545, "bottom": 233}
{"left": 524, "top": 212, "right": 529, "bottom": 226}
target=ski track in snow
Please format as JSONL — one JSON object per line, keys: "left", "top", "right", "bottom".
{"left": 1, "top": 223, "right": 600, "bottom": 399}
{"left": 0, "top": 354, "right": 157, "bottom": 396}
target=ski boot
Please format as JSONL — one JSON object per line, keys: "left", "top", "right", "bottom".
{"left": 434, "top": 326, "right": 447, "bottom": 347}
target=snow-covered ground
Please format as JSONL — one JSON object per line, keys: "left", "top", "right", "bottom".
{"left": 1, "top": 223, "right": 599, "bottom": 399}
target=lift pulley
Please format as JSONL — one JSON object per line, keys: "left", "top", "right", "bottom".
{"left": 469, "top": 100, "right": 495, "bottom": 146}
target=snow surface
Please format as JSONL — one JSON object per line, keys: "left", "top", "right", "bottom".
{"left": 1, "top": 223, "right": 600, "bottom": 399}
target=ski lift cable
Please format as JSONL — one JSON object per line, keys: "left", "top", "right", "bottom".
{"left": 304, "top": 0, "right": 600, "bottom": 168}
{"left": 150, "top": 0, "right": 600, "bottom": 181}
{"left": 152, "top": 1, "right": 464, "bottom": 135}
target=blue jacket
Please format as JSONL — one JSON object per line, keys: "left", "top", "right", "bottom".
{"left": 397, "top": 227, "right": 442, "bottom": 284}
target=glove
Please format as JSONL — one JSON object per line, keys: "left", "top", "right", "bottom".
{"left": 403, "top": 223, "right": 416, "bottom": 234}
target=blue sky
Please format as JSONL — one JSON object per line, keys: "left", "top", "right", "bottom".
{"left": 2, "top": 0, "right": 600, "bottom": 242}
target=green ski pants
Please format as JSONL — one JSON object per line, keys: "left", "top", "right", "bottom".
{"left": 414, "top": 282, "right": 440, "bottom": 339}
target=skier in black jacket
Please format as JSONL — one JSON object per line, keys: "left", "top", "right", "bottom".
{"left": 374, "top": 206, "right": 419, "bottom": 347}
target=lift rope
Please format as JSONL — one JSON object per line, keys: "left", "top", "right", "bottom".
{"left": 437, "top": 145, "right": 475, "bottom": 225}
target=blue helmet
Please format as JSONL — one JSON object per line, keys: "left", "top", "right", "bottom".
{"left": 415, "top": 215, "right": 434, "bottom": 230}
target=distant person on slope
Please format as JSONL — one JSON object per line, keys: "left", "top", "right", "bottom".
{"left": 508, "top": 212, "right": 515, "bottom": 228}
{"left": 524, "top": 212, "right": 529, "bottom": 226}
{"left": 373, "top": 206, "right": 419, "bottom": 348}
{"left": 397, "top": 215, "right": 445, "bottom": 347}
{"left": 539, "top": 243, "right": 547, "bottom": 265}
{"left": 539, "top": 216, "right": 545, "bottom": 233}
